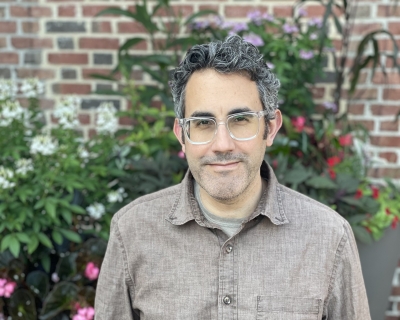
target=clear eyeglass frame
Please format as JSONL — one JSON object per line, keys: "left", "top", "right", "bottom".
{"left": 178, "top": 110, "right": 269, "bottom": 145}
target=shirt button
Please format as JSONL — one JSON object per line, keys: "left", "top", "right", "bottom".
{"left": 223, "top": 296, "right": 231, "bottom": 305}
{"left": 225, "top": 244, "right": 233, "bottom": 253}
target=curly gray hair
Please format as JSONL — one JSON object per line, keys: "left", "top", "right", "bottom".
{"left": 170, "top": 35, "right": 280, "bottom": 126}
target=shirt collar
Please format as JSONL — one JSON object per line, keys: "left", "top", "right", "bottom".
{"left": 165, "top": 161, "right": 289, "bottom": 226}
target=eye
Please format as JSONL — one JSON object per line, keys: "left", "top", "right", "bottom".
{"left": 232, "top": 115, "right": 250, "bottom": 122}
{"left": 194, "top": 119, "right": 213, "bottom": 127}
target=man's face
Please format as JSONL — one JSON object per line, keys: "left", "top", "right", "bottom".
{"left": 174, "top": 69, "right": 281, "bottom": 202}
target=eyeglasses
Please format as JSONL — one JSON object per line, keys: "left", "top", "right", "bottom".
{"left": 178, "top": 110, "right": 269, "bottom": 145}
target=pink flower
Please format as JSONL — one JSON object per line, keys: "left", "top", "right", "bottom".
{"left": 371, "top": 186, "right": 379, "bottom": 199}
{"left": 339, "top": 134, "right": 352, "bottom": 146}
{"left": 291, "top": 116, "right": 306, "bottom": 132}
{"left": 328, "top": 168, "right": 336, "bottom": 180}
{"left": 243, "top": 33, "right": 264, "bottom": 46}
{"left": 178, "top": 151, "right": 185, "bottom": 159}
{"left": 73, "top": 307, "right": 95, "bottom": 320}
{"left": 323, "top": 101, "right": 337, "bottom": 112}
{"left": 84, "top": 262, "right": 99, "bottom": 281}
{"left": 299, "top": 50, "right": 314, "bottom": 60}
{"left": 308, "top": 17, "right": 323, "bottom": 28}
{"left": 354, "top": 189, "right": 363, "bottom": 199}
{"left": 327, "top": 156, "right": 341, "bottom": 167}
{"left": 283, "top": 23, "right": 299, "bottom": 34}
{"left": 0, "top": 280, "right": 16, "bottom": 298}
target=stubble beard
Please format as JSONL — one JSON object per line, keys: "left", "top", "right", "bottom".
{"left": 188, "top": 153, "right": 260, "bottom": 203}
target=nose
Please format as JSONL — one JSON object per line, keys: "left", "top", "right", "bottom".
{"left": 210, "top": 122, "right": 235, "bottom": 153}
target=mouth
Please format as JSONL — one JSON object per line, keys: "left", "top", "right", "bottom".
{"left": 207, "top": 162, "right": 239, "bottom": 170}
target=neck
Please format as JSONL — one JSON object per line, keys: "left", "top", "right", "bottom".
{"left": 198, "top": 174, "right": 265, "bottom": 219}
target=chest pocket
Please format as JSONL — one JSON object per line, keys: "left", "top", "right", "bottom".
{"left": 256, "top": 296, "right": 322, "bottom": 320}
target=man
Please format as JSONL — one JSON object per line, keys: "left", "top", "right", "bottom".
{"left": 95, "top": 35, "right": 370, "bottom": 319}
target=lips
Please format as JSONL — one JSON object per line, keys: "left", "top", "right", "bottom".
{"left": 207, "top": 162, "right": 239, "bottom": 170}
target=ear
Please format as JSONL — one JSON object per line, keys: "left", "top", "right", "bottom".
{"left": 266, "top": 110, "right": 282, "bottom": 147}
{"left": 173, "top": 118, "right": 186, "bottom": 153}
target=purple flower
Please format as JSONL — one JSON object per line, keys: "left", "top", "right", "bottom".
{"left": 231, "top": 22, "right": 248, "bottom": 33}
{"left": 323, "top": 101, "right": 337, "bottom": 112}
{"left": 262, "top": 12, "right": 275, "bottom": 22}
{"left": 298, "top": 8, "right": 308, "bottom": 17}
{"left": 266, "top": 62, "right": 275, "bottom": 69}
{"left": 220, "top": 21, "right": 233, "bottom": 30}
{"left": 308, "top": 17, "right": 323, "bottom": 28}
{"left": 243, "top": 33, "right": 264, "bottom": 47}
{"left": 299, "top": 50, "right": 314, "bottom": 60}
{"left": 283, "top": 23, "right": 299, "bottom": 34}
{"left": 309, "top": 32, "right": 318, "bottom": 40}
{"left": 247, "top": 10, "right": 263, "bottom": 25}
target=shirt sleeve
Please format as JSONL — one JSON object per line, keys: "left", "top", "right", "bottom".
{"left": 94, "top": 217, "right": 138, "bottom": 320}
{"left": 324, "top": 221, "right": 371, "bottom": 320}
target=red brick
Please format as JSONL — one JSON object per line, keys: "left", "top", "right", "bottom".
{"left": 311, "top": 87, "right": 325, "bottom": 99}
{"left": 371, "top": 104, "right": 400, "bottom": 116}
{"left": 48, "top": 53, "right": 88, "bottom": 64}
{"left": 18, "top": 98, "right": 54, "bottom": 109}
{"left": 0, "top": 22, "right": 17, "bottom": 33}
{"left": 379, "top": 152, "right": 398, "bottom": 163}
{"left": 378, "top": 5, "right": 400, "bottom": 17}
{"left": 58, "top": 5, "right": 75, "bottom": 17}
{"left": 47, "top": 0, "right": 82, "bottom": 2}
{"left": 22, "top": 21, "right": 39, "bottom": 33}
{"left": 119, "top": 116, "right": 134, "bottom": 125}
{"left": 0, "top": 52, "right": 18, "bottom": 64}
{"left": 346, "top": 88, "right": 377, "bottom": 100}
{"left": 78, "top": 114, "right": 91, "bottom": 124}
{"left": 0, "top": 38, "right": 6, "bottom": 48}
{"left": 199, "top": 5, "right": 219, "bottom": 11}
{"left": 224, "top": 5, "right": 264, "bottom": 18}
{"left": 348, "top": 103, "right": 365, "bottom": 115}
{"left": 372, "top": 72, "right": 400, "bottom": 84}
{"left": 92, "top": 21, "right": 112, "bottom": 33}
{"left": 370, "top": 136, "right": 400, "bottom": 147}
{"left": 88, "top": 129, "right": 97, "bottom": 138}
{"left": 389, "top": 22, "right": 400, "bottom": 35}
{"left": 384, "top": 89, "right": 400, "bottom": 100}
{"left": 352, "top": 23, "right": 383, "bottom": 36}
{"left": 155, "top": 5, "right": 194, "bottom": 17}
{"left": 369, "top": 168, "right": 400, "bottom": 179}
{"left": 82, "top": 5, "right": 117, "bottom": 17}
{"left": 10, "top": 6, "right": 52, "bottom": 17}
{"left": 52, "top": 83, "right": 91, "bottom": 95}
{"left": 12, "top": 37, "right": 53, "bottom": 49}
{"left": 349, "top": 120, "right": 375, "bottom": 131}
{"left": 377, "top": 38, "right": 399, "bottom": 52}
{"left": 82, "top": 68, "right": 113, "bottom": 79}
{"left": 16, "top": 68, "right": 55, "bottom": 79}
{"left": 273, "top": 6, "right": 293, "bottom": 17}
{"left": 386, "top": 57, "right": 400, "bottom": 68}
{"left": 303, "top": 5, "right": 325, "bottom": 17}
{"left": 117, "top": 22, "right": 147, "bottom": 34}
{"left": 380, "top": 120, "right": 400, "bottom": 131}
{"left": 79, "top": 38, "right": 119, "bottom": 49}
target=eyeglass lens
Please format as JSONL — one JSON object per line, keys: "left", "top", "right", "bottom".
{"left": 185, "top": 113, "right": 259, "bottom": 143}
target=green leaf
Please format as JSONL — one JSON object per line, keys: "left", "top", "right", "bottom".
{"left": 39, "top": 282, "right": 79, "bottom": 320}
{"left": 37, "top": 232, "right": 53, "bottom": 248}
{"left": 184, "top": 9, "right": 218, "bottom": 25}
{"left": 55, "top": 252, "right": 78, "bottom": 281}
{"left": 306, "top": 176, "right": 337, "bottom": 189}
{"left": 27, "top": 235, "right": 39, "bottom": 254}
{"left": 352, "top": 225, "right": 373, "bottom": 244}
{"left": 60, "top": 209, "right": 72, "bottom": 225}
{"left": 70, "top": 205, "right": 85, "bottom": 214}
{"left": 52, "top": 230, "right": 63, "bottom": 245}
{"left": 59, "top": 229, "right": 82, "bottom": 244}
{"left": 347, "top": 214, "right": 368, "bottom": 225}
{"left": 95, "top": 7, "right": 136, "bottom": 19}
{"left": 8, "top": 289, "right": 37, "bottom": 320}
{"left": 41, "top": 255, "right": 51, "bottom": 273}
{"left": 119, "top": 37, "right": 145, "bottom": 53}
{"left": 9, "top": 236, "right": 20, "bottom": 257}
{"left": 26, "top": 270, "right": 50, "bottom": 300}
{"left": 15, "top": 232, "right": 31, "bottom": 243}
{"left": 1, "top": 233, "right": 12, "bottom": 252}
{"left": 284, "top": 168, "right": 311, "bottom": 185}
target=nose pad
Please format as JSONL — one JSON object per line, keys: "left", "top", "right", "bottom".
{"left": 211, "top": 122, "right": 235, "bottom": 152}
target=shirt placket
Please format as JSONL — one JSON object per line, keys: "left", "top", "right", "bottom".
{"left": 217, "top": 230, "right": 238, "bottom": 320}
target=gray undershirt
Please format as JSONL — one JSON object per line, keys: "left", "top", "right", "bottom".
{"left": 194, "top": 181, "right": 245, "bottom": 237}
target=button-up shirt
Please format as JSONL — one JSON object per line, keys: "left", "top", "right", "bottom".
{"left": 95, "top": 162, "right": 371, "bottom": 320}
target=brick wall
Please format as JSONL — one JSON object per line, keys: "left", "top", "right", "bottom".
{"left": 0, "top": 0, "right": 399, "bottom": 180}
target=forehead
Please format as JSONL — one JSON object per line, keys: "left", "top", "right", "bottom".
{"left": 184, "top": 69, "right": 262, "bottom": 117}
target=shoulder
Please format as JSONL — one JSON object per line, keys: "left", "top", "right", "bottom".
{"left": 278, "top": 183, "right": 349, "bottom": 234}
{"left": 111, "top": 183, "right": 181, "bottom": 228}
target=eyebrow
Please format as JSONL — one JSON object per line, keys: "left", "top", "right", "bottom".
{"left": 189, "top": 107, "right": 253, "bottom": 118}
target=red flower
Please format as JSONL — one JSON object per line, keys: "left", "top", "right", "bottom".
{"left": 354, "top": 189, "right": 363, "bottom": 199}
{"left": 328, "top": 168, "right": 336, "bottom": 179}
{"left": 327, "top": 156, "right": 341, "bottom": 167}
{"left": 385, "top": 208, "right": 391, "bottom": 215}
{"left": 296, "top": 151, "right": 303, "bottom": 158}
{"left": 339, "top": 134, "right": 352, "bottom": 146}
{"left": 291, "top": 116, "right": 306, "bottom": 132}
{"left": 371, "top": 186, "right": 379, "bottom": 199}
{"left": 391, "top": 216, "right": 399, "bottom": 229}
{"left": 272, "top": 160, "right": 278, "bottom": 169}
{"left": 365, "top": 227, "right": 372, "bottom": 234}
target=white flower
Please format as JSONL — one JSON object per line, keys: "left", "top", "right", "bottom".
{"left": 78, "top": 145, "right": 90, "bottom": 160}
{"left": 15, "top": 158, "right": 34, "bottom": 175}
{"left": 53, "top": 96, "right": 80, "bottom": 129}
{"left": 0, "top": 79, "right": 18, "bottom": 101}
{"left": 0, "top": 166, "right": 15, "bottom": 189}
{"left": 96, "top": 102, "right": 118, "bottom": 135}
{"left": 0, "top": 100, "right": 25, "bottom": 127}
{"left": 86, "top": 202, "right": 106, "bottom": 219}
{"left": 20, "top": 78, "right": 44, "bottom": 98}
{"left": 30, "top": 135, "right": 58, "bottom": 156}
{"left": 107, "top": 187, "right": 126, "bottom": 203}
